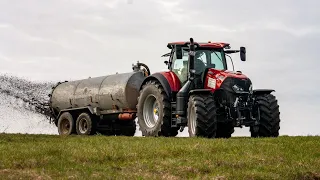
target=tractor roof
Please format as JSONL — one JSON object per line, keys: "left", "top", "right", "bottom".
{"left": 167, "top": 41, "right": 230, "bottom": 49}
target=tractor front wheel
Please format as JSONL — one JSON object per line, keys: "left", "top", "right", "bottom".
{"left": 187, "top": 94, "right": 217, "bottom": 138}
{"left": 250, "top": 94, "right": 280, "bottom": 137}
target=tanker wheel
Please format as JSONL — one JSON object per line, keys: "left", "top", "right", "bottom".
{"left": 114, "top": 119, "right": 137, "bottom": 136}
{"left": 215, "top": 122, "right": 234, "bottom": 138}
{"left": 187, "top": 94, "right": 217, "bottom": 138}
{"left": 137, "top": 80, "right": 179, "bottom": 137}
{"left": 250, "top": 94, "right": 280, "bottom": 137}
{"left": 57, "top": 112, "right": 76, "bottom": 136}
{"left": 75, "top": 112, "right": 97, "bottom": 135}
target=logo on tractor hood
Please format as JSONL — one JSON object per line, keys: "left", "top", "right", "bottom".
{"left": 209, "top": 69, "right": 248, "bottom": 79}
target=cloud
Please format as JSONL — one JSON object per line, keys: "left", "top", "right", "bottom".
{"left": 153, "top": 0, "right": 189, "bottom": 23}
{"left": 73, "top": 29, "right": 107, "bottom": 44}
{"left": 0, "top": 23, "right": 11, "bottom": 28}
{"left": 264, "top": 22, "right": 320, "bottom": 37}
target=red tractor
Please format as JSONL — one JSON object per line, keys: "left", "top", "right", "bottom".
{"left": 137, "top": 38, "right": 280, "bottom": 138}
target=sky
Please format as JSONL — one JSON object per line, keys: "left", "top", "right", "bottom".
{"left": 0, "top": 0, "right": 319, "bottom": 136}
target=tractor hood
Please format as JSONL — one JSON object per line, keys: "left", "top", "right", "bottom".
{"left": 205, "top": 68, "right": 252, "bottom": 93}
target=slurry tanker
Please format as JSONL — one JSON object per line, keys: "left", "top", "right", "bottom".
{"left": 47, "top": 38, "right": 280, "bottom": 138}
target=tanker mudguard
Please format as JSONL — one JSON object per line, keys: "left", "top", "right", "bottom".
{"left": 141, "top": 73, "right": 172, "bottom": 97}
{"left": 253, "top": 89, "right": 275, "bottom": 95}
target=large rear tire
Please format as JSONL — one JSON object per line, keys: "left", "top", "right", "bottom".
{"left": 137, "top": 80, "right": 179, "bottom": 137}
{"left": 250, "top": 94, "right": 280, "bottom": 137}
{"left": 57, "top": 112, "right": 76, "bottom": 136}
{"left": 187, "top": 94, "right": 217, "bottom": 138}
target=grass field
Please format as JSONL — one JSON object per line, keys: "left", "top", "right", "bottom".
{"left": 0, "top": 134, "right": 319, "bottom": 180}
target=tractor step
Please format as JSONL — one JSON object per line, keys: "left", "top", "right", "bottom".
{"left": 171, "top": 102, "right": 177, "bottom": 127}
{"left": 171, "top": 102, "right": 176, "bottom": 114}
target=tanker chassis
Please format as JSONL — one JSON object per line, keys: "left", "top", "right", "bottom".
{"left": 48, "top": 37, "right": 280, "bottom": 138}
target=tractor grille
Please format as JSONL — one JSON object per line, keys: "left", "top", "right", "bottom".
{"left": 218, "top": 77, "right": 251, "bottom": 107}
{"left": 220, "top": 77, "right": 252, "bottom": 93}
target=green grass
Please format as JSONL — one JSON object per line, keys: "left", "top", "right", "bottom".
{"left": 0, "top": 134, "right": 319, "bottom": 180}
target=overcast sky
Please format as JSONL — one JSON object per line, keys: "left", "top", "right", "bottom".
{"left": 0, "top": 0, "right": 319, "bottom": 136}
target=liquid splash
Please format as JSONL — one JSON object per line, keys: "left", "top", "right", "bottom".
{"left": 0, "top": 74, "right": 57, "bottom": 134}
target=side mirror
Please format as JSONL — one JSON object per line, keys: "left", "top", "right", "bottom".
{"left": 164, "top": 60, "right": 168, "bottom": 65}
{"left": 240, "top": 47, "right": 246, "bottom": 61}
{"left": 175, "top": 45, "right": 183, "bottom": 59}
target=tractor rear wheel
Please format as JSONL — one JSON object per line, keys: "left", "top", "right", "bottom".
{"left": 216, "top": 122, "right": 234, "bottom": 138}
{"left": 187, "top": 94, "right": 217, "bottom": 138}
{"left": 137, "top": 80, "right": 179, "bottom": 137}
{"left": 57, "top": 112, "right": 76, "bottom": 136}
{"left": 250, "top": 94, "right": 280, "bottom": 137}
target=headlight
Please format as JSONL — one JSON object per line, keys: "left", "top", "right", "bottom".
{"left": 232, "top": 84, "right": 244, "bottom": 92}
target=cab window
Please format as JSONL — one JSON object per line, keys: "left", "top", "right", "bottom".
{"left": 210, "top": 51, "right": 225, "bottom": 70}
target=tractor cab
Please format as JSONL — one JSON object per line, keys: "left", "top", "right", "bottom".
{"left": 138, "top": 38, "right": 280, "bottom": 139}
{"left": 162, "top": 41, "right": 246, "bottom": 87}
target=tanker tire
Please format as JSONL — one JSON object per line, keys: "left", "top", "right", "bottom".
{"left": 187, "top": 94, "right": 217, "bottom": 138}
{"left": 137, "top": 80, "right": 178, "bottom": 137}
{"left": 76, "top": 112, "right": 97, "bottom": 135}
{"left": 216, "top": 122, "right": 234, "bottom": 138}
{"left": 250, "top": 94, "right": 280, "bottom": 137}
{"left": 114, "top": 119, "right": 137, "bottom": 136}
{"left": 57, "top": 112, "right": 76, "bottom": 136}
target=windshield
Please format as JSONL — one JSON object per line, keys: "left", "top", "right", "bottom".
{"left": 171, "top": 48, "right": 227, "bottom": 83}
{"left": 172, "top": 48, "right": 226, "bottom": 72}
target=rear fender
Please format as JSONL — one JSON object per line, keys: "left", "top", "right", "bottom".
{"left": 253, "top": 89, "right": 275, "bottom": 96}
{"left": 159, "top": 71, "right": 181, "bottom": 92}
{"left": 140, "top": 72, "right": 180, "bottom": 97}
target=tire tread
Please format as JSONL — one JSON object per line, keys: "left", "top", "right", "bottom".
{"left": 188, "top": 94, "right": 217, "bottom": 138}
{"left": 251, "top": 94, "right": 280, "bottom": 137}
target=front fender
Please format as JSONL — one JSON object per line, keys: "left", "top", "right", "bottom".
{"left": 253, "top": 89, "right": 275, "bottom": 96}
{"left": 189, "top": 89, "right": 212, "bottom": 96}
